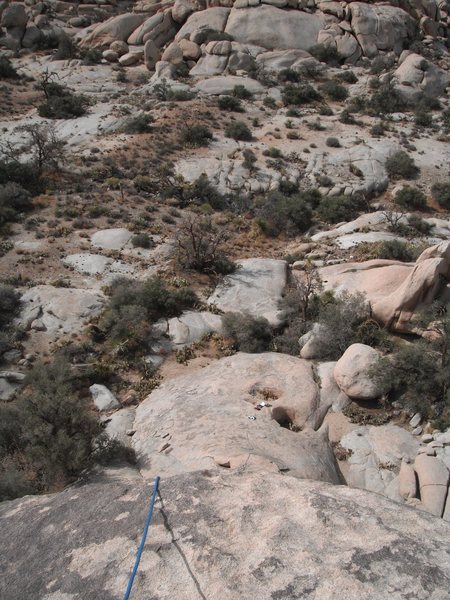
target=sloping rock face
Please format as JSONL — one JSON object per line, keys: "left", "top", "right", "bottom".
{"left": 1, "top": 469, "right": 450, "bottom": 600}
{"left": 224, "top": 6, "right": 326, "bottom": 50}
{"left": 319, "top": 242, "right": 450, "bottom": 332}
{"left": 393, "top": 52, "right": 450, "bottom": 100}
{"left": 207, "top": 258, "right": 287, "bottom": 325}
{"left": 79, "top": 14, "right": 147, "bottom": 48}
{"left": 132, "top": 352, "right": 340, "bottom": 482}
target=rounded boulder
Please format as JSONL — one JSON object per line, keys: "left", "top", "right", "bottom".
{"left": 334, "top": 343, "right": 383, "bottom": 400}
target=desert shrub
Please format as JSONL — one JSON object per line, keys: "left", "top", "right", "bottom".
{"left": 370, "top": 122, "right": 386, "bottom": 137}
{"left": 0, "top": 161, "right": 42, "bottom": 195}
{"left": 319, "top": 105, "right": 333, "bottom": 116}
{"left": 0, "top": 55, "right": 18, "bottom": 79}
{"left": 414, "top": 109, "right": 432, "bottom": 128}
{"left": 278, "top": 68, "right": 302, "bottom": 83}
{"left": 336, "top": 71, "right": 358, "bottom": 84}
{"left": 175, "top": 215, "right": 235, "bottom": 274}
{"left": 122, "top": 113, "right": 154, "bottom": 134}
{"left": 431, "top": 182, "right": 450, "bottom": 209}
{"left": 339, "top": 109, "right": 357, "bottom": 124}
{"left": 54, "top": 33, "right": 78, "bottom": 60}
{"left": 168, "top": 88, "right": 195, "bottom": 101}
{"left": 370, "top": 309, "right": 450, "bottom": 425}
{"left": 311, "top": 291, "right": 388, "bottom": 359}
{"left": 0, "top": 284, "right": 21, "bottom": 329}
{"left": 385, "top": 151, "right": 419, "bottom": 180}
{"left": 282, "top": 83, "right": 321, "bottom": 105}
{"left": 354, "top": 239, "right": 421, "bottom": 262}
{"left": 394, "top": 186, "right": 426, "bottom": 209}
{"left": 326, "top": 137, "right": 341, "bottom": 148}
{"left": 174, "top": 173, "right": 228, "bottom": 211}
{"left": 263, "top": 147, "right": 283, "bottom": 158}
{"left": 131, "top": 233, "right": 153, "bottom": 248}
{"left": 224, "top": 121, "right": 252, "bottom": 141}
{"left": 263, "top": 96, "right": 277, "bottom": 109}
{"left": 0, "top": 183, "right": 33, "bottom": 228}
{"left": 370, "top": 55, "right": 395, "bottom": 74}
{"left": 309, "top": 43, "right": 340, "bottom": 65}
{"left": 407, "top": 214, "right": 432, "bottom": 236}
{"left": 38, "top": 88, "right": 88, "bottom": 119}
{"left": 316, "top": 194, "right": 365, "bottom": 224}
{"left": 217, "top": 95, "right": 244, "bottom": 112}
{"left": 320, "top": 80, "right": 348, "bottom": 101}
{"left": 81, "top": 47, "right": 102, "bottom": 65}
{"left": 257, "top": 190, "right": 314, "bottom": 236}
{"left": 243, "top": 148, "right": 257, "bottom": 171}
{"left": 195, "top": 28, "right": 233, "bottom": 45}
{"left": 368, "top": 82, "right": 406, "bottom": 115}
{"left": 222, "top": 312, "right": 272, "bottom": 353}
{"left": 232, "top": 84, "right": 252, "bottom": 99}
{"left": 180, "top": 124, "right": 213, "bottom": 147}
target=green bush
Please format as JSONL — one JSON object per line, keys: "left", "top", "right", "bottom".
{"left": 131, "top": 233, "right": 153, "bottom": 248}
{"left": 180, "top": 124, "right": 213, "bottom": 147}
{"left": 368, "top": 83, "right": 406, "bottom": 115}
{"left": 257, "top": 190, "right": 314, "bottom": 236}
{"left": 320, "top": 80, "right": 348, "bottom": 101}
{"left": 282, "top": 83, "right": 321, "bottom": 106}
{"left": 278, "top": 68, "right": 302, "bottom": 83}
{"left": 309, "top": 43, "right": 340, "bottom": 65}
{"left": 336, "top": 71, "right": 358, "bottom": 84}
{"left": 0, "top": 284, "right": 21, "bottom": 329}
{"left": 0, "top": 183, "right": 33, "bottom": 228}
{"left": 195, "top": 28, "right": 233, "bottom": 45}
{"left": 232, "top": 84, "right": 252, "bottom": 99}
{"left": 222, "top": 312, "right": 272, "bottom": 353}
{"left": 38, "top": 86, "right": 88, "bottom": 119}
{"left": 316, "top": 194, "right": 365, "bottom": 224}
{"left": 354, "top": 239, "right": 421, "bottom": 262}
{"left": 326, "top": 137, "right": 341, "bottom": 148}
{"left": 0, "top": 55, "right": 18, "bottom": 79}
{"left": 224, "top": 121, "right": 252, "bottom": 141}
{"left": 122, "top": 113, "right": 154, "bottom": 134}
{"left": 81, "top": 47, "right": 102, "bottom": 65}
{"left": 385, "top": 151, "right": 419, "bottom": 180}
{"left": 414, "top": 110, "right": 432, "bottom": 128}
{"left": 431, "top": 182, "right": 450, "bottom": 209}
{"left": 217, "top": 95, "right": 244, "bottom": 112}
{"left": 394, "top": 186, "right": 426, "bottom": 209}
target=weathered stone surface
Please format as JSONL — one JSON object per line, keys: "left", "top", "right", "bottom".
{"left": 415, "top": 453, "right": 449, "bottom": 517}
{"left": 256, "top": 48, "right": 325, "bottom": 74}
{"left": 175, "top": 7, "right": 230, "bottom": 41}
{"left": 133, "top": 352, "right": 339, "bottom": 481}
{"left": 89, "top": 384, "right": 121, "bottom": 412}
{"left": 399, "top": 459, "right": 417, "bottom": 500}
{"left": 317, "top": 361, "right": 351, "bottom": 412}
{"left": 179, "top": 37, "right": 201, "bottom": 59}
{"left": 225, "top": 6, "right": 325, "bottom": 50}
{"left": 194, "top": 74, "right": 264, "bottom": 95}
{"left": 79, "top": 14, "right": 146, "bottom": 48}
{"left": 393, "top": 53, "right": 450, "bottom": 100}
{"left": 1, "top": 469, "right": 450, "bottom": 600}
{"left": 104, "top": 407, "right": 136, "bottom": 445}
{"left": 348, "top": 2, "right": 416, "bottom": 57}
{"left": 157, "top": 310, "right": 223, "bottom": 347}
{"left": 207, "top": 258, "right": 287, "bottom": 325}
{"left": 144, "top": 38, "right": 160, "bottom": 69}
{"left": 17, "top": 286, "right": 104, "bottom": 338}
{"left": 341, "top": 425, "right": 420, "bottom": 496}
{"left": 63, "top": 253, "right": 113, "bottom": 275}
{"left": 91, "top": 228, "right": 132, "bottom": 250}
{"left": 334, "top": 344, "right": 383, "bottom": 400}
{"left": 1, "top": 3, "right": 27, "bottom": 30}
{"left": 119, "top": 50, "right": 143, "bottom": 66}
{"left": 319, "top": 242, "right": 450, "bottom": 332}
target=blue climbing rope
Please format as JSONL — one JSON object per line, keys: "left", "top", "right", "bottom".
{"left": 123, "top": 475, "right": 160, "bottom": 600}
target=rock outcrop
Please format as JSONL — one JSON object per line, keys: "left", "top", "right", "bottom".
{"left": 334, "top": 343, "right": 383, "bottom": 400}
{"left": 1, "top": 469, "right": 450, "bottom": 600}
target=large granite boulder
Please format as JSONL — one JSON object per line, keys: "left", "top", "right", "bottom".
{"left": 1, "top": 469, "right": 450, "bottom": 600}
{"left": 319, "top": 242, "right": 450, "bottom": 332}
{"left": 207, "top": 258, "right": 287, "bottom": 326}
{"left": 334, "top": 343, "right": 383, "bottom": 401}
{"left": 348, "top": 2, "right": 416, "bottom": 57}
{"left": 225, "top": 6, "right": 326, "bottom": 50}
{"left": 175, "top": 7, "right": 230, "bottom": 41}
{"left": 132, "top": 352, "right": 339, "bottom": 482}
{"left": 393, "top": 53, "right": 450, "bottom": 101}
{"left": 79, "top": 14, "right": 147, "bottom": 48}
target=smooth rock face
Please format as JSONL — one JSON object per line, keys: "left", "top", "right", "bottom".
{"left": 161, "top": 310, "right": 223, "bottom": 347}
{"left": 415, "top": 453, "right": 450, "bottom": 517}
{"left": 104, "top": 407, "right": 136, "bottom": 445}
{"left": 225, "top": 6, "right": 325, "bottom": 50}
{"left": 194, "top": 75, "right": 264, "bottom": 95}
{"left": 91, "top": 228, "right": 132, "bottom": 250}
{"left": 17, "top": 286, "right": 104, "bottom": 338}
{"left": 89, "top": 384, "right": 120, "bottom": 412}
{"left": 176, "top": 7, "right": 230, "bottom": 41}
{"left": 341, "top": 425, "right": 420, "bottom": 496}
{"left": 133, "top": 352, "right": 339, "bottom": 482}
{"left": 334, "top": 344, "right": 382, "bottom": 400}
{"left": 393, "top": 52, "right": 450, "bottom": 99}
{"left": 399, "top": 460, "right": 417, "bottom": 500}
{"left": 1, "top": 469, "right": 450, "bottom": 600}
{"left": 63, "top": 253, "right": 112, "bottom": 275}
{"left": 79, "top": 14, "right": 146, "bottom": 48}
{"left": 207, "top": 258, "right": 287, "bottom": 325}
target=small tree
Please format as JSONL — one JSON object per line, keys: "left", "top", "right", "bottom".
{"left": 176, "top": 215, "right": 235, "bottom": 274}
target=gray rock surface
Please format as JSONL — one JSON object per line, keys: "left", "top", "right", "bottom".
{"left": 341, "top": 424, "right": 420, "bottom": 496}
{"left": 207, "top": 258, "right": 287, "bottom": 325}
{"left": 158, "top": 310, "right": 223, "bottom": 347}
{"left": 415, "top": 453, "right": 450, "bottom": 517}
{"left": 1, "top": 469, "right": 450, "bottom": 600}
{"left": 89, "top": 384, "right": 121, "bottom": 412}
{"left": 194, "top": 75, "right": 264, "bottom": 95}
{"left": 91, "top": 228, "right": 132, "bottom": 250}
{"left": 79, "top": 14, "right": 146, "bottom": 48}
{"left": 133, "top": 352, "right": 339, "bottom": 482}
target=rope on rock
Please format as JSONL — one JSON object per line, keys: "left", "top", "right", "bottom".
{"left": 123, "top": 475, "right": 160, "bottom": 600}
